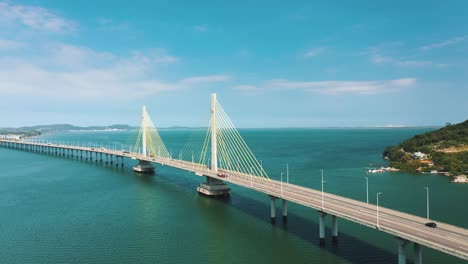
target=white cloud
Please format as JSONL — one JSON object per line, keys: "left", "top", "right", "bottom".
{"left": 372, "top": 54, "right": 447, "bottom": 68}
{"left": 304, "top": 47, "right": 324, "bottom": 58}
{"left": 181, "top": 75, "right": 231, "bottom": 84}
{"left": 265, "top": 78, "right": 416, "bottom": 95}
{"left": 0, "top": 2, "right": 75, "bottom": 33}
{"left": 193, "top": 25, "right": 208, "bottom": 32}
{"left": 0, "top": 44, "right": 228, "bottom": 99}
{"left": 0, "top": 39, "right": 26, "bottom": 50}
{"left": 232, "top": 85, "right": 263, "bottom": 95}
{"left": 420, "top": 35, "right": 468, "bottom": 51}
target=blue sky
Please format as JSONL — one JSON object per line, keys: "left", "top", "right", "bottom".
{"left": 0, "top": 0, "right": 467, "bottom": 128}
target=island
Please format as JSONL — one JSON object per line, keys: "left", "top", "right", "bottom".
{"left": 382, "top": 120, "right": 468, "bottom": 183}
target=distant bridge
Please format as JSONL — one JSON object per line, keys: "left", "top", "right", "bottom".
{"left": 1, "top": 94, "right": 467, "bottom": 264}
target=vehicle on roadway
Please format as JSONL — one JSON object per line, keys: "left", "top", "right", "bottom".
{"left": 425, "top": 222, "right": 437, "bottom": 228}
{"left": 217, "top": 173, "right": 228, "bottom": 178}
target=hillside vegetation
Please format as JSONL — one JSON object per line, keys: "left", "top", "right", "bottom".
{"left": 383, "top": 120, "right": 468, "bottom": 175}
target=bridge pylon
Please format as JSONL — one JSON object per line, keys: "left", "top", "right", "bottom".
{"left": 197, "top": 93, "right": 230, "bottom": 196}
{"left": 133, "top": 105, "right": 155, "bottom": 173}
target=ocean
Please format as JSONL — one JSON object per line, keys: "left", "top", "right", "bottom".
{"left": 0, "top": 128, "right": 466, "bottom": 263}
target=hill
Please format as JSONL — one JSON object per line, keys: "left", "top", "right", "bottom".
{"left": 383, "top": 120, "right": 468, "bottom": 176}
{"left": 17, "top": 124, "right": 136, "bottom": 132}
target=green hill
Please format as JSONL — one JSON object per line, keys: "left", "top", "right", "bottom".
{"left": 383, "top": 120, "right": 468, "bottom": 175}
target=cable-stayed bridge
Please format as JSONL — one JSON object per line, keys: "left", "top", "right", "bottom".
{"left": 0, "top": 94, "right": 467, "bottom": 264}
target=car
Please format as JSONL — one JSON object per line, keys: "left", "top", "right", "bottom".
{"left": 425, "top": 222, "right": 437, "bottom": 228}
{"left": 217, "top": 173, "right": 228, "bottom": 178}
{"left": 100, "top": 147, "right": 106, "bottom": 150}
{"left": 122, "top": 150, "right": 130, "bottom": 154}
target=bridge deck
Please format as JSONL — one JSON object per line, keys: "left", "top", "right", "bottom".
{"left": 1, "top": 139, "right": 467, "bottom": 260}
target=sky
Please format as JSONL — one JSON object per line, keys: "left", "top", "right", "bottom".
{"left": 0, "top": 0, "right": 467, "bottom": 128}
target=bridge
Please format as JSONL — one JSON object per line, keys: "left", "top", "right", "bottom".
{"left": 0, "top": 94, "right": 467, "bottom": 264}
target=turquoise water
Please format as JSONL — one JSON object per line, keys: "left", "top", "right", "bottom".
{"left": 0, "top": 128, "right": 466, "bottom": 263}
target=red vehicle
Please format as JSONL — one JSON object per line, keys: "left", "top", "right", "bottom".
{"left": 217, "top": 173, "right": 228, "bottom": 178}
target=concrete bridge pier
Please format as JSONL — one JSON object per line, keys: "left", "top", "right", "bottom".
{"left": 270, "top": 196, "right": 277, "bottom": 223}
{"left": 319, "top": 211, "right": 327, "bottom": 246}
{"left": 197, "top": 177, "right": 230, "bottom": 197}
{"left": 414, "top": 243, "right": 422, "bottom": 264}
{"left": 133, "top": 159, "right": 155, "bottom": 173}
{"left": 331, "top": 214, "right": 338, "bottom": 243}
{"left": 396, "top": 237, "right": 409, "bottom": 264}
{"left": 282, "top": 199, "right": 288, "bottom": 222}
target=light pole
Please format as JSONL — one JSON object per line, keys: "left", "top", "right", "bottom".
{"left": 364, "top": 177, "right": 369, "bottom": 204}
{"left": 321, "top": 170, "right": 325, "bottom": 210}
{"left": 286, "top": 163, "right": 289, "bottom": 184}
{"left": 377, "top": 192, "right": 382, "bottom": 229}
{"left": 250, "top": 167, "right": 253, "bottom": 188}
{"left": 280, "top": 172, "right": 284, "bottom": 197}
{"left": 424, "top": 187, "right": 430, "bottom": 220}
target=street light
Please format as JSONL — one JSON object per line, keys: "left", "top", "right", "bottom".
{"left": 424, "top": 187, "right": 430, "bottom": 220}
{"left": 286, "top": 163, "right": 289, "bottom": 184}
{"left": 364, "top": 176, "right": 369, "bottom": 204}
{"left": 280, "top": 172, "right": 284, "bottom": 197}
{"left": 377, "top": 192, "right": 382, "bottom": 229}
{"left": 321, "top": 170, "right": 325, "bottom": 210}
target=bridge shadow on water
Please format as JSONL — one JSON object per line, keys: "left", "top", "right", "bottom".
{"left": 128, "top": 168, "right": 401, "bottom": 264}
{"left": 10, "top": 148, "right": 400, "bottom": 264}
{"left": 214, "top": 191, "right": 398, "bottom": 264}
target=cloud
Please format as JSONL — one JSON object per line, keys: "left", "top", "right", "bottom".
{"left": 420, "top": 35, "right": 468, "bottom": 51}
{"left": 304, "top": 47, "right": 324, "bottom": 58}
{"left": 193, "top": 25, "right": 208, "bottom": 33}
{"left": 265, "top": 78, "right": 416, "bottom": 95}
{"left": 181, "top": 75, "right": 231, "bottom": 84}
{"left": 0, "top": 39, "right": 26, "bottom": 50}
{"left": 232, "top": 85, "right": 263, "bottom": 95}
{"left": 372, "top": 54, "right": 447, "bottom": 68}
{"left": 0, "top": 2, "right": 75, "bottom": 33}
{"left": 0, "top": 44, "right": 228, "bottom": 99}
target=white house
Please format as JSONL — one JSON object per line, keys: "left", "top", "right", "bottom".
{"left": 412, "top": 151, "right": 427, "bottom": 160}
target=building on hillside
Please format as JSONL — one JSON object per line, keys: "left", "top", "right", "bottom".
{"left": 419, "top": 160, "right": 435, "bottom": 167}
{"left": 0, "top": 134, "right": 21, "bottom": 140}
{"left": 412, "top": 151, "right": 427, "bottom": 160}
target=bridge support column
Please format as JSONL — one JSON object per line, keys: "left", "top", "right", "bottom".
{"left": 413, "top": 243, "right": 422, "bottom": 264}
{"left": 133, "top": 159, "right": 155, "bottom": 173}
{"left": 197, "top": 177, "right": 230, "bottom": 197}
{"left": 396, "top": 237, "right": 409, "bottom": 264}
{"left": 319, "top": 211, "right": 327, "bottom": 246}
{"left": 282, "top": 199, "right": 288, "bottom": 221}
{"left": 270, "top": 196, "right": 277, "bottom": 223}
{"left": 331, "top": 215, "right": 338, "bottom": 243}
